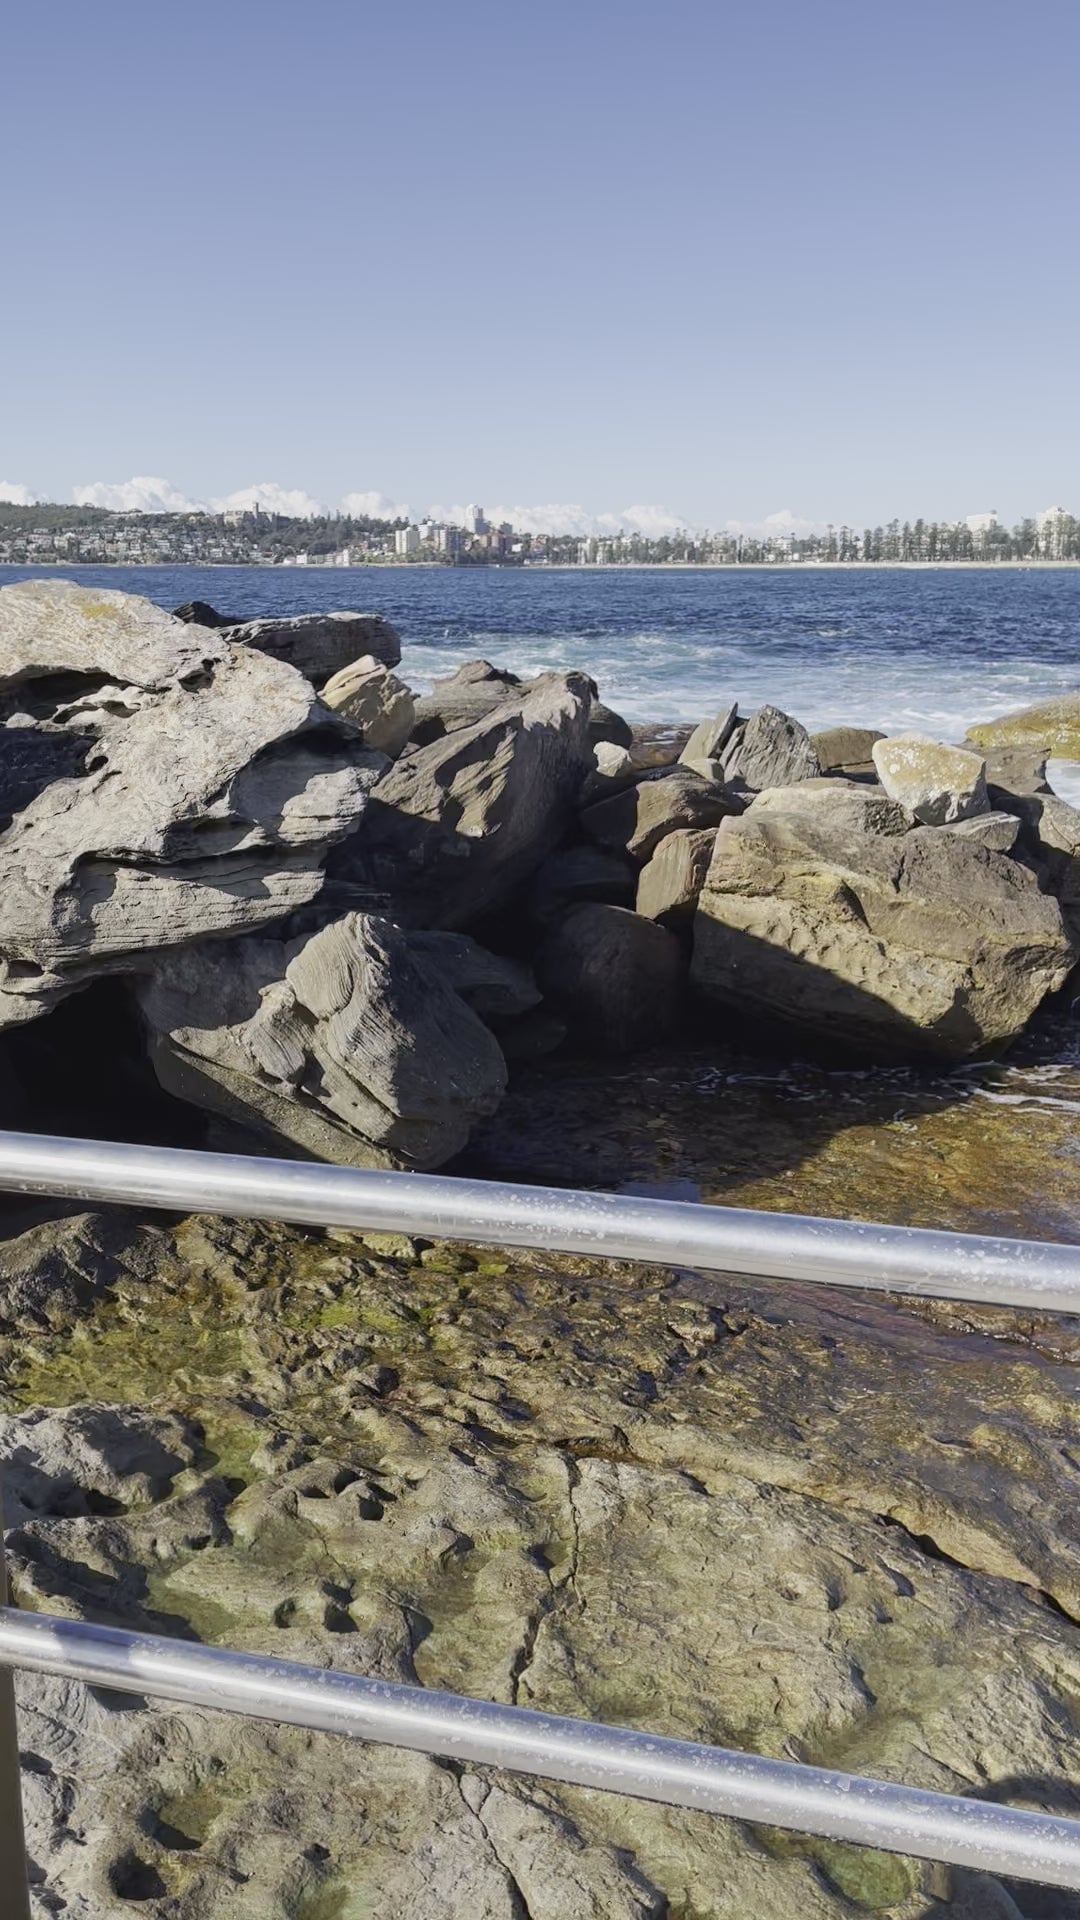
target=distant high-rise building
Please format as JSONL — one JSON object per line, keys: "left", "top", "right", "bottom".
{"left": 394, "top": 525, "right": 421, "bottom": 557}
{"left": 465, "top": 504, "right": 487, "bottom": 535}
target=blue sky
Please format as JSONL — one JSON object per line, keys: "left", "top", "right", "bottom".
{"left": 3, "top": 0, "right": 1078, "bottom": 531}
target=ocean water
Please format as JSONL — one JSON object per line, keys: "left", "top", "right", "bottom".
{"left": 4, "top": 562, "right": 1079, "bottom": 744}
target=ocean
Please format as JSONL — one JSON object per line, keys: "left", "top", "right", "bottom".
{"left": 4, "top": 561, "right": 1080, "bottom": 747}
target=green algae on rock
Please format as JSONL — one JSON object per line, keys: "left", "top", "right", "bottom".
{"left": 968, "top": 689, "right": 1080, "bottom": 759}
{"left": 5, "top": 1202, "right": 1080, "bottom": 1918}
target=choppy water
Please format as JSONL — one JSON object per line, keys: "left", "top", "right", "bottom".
{"left": 4, "top": 562, "right": 1080, "bottom": 744}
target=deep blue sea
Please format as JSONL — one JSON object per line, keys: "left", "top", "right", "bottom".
{"left": 4, "top": 563, "right": 1080, "bottom": 779}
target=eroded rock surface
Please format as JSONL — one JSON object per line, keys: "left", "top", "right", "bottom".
{"left": 137, "top": 912, "right": 509, "bottom": 1168}
{"left": 692, "top": 782, "right": 1075, "bottom": 1058}
{"left": 5, "top": 1207, "right": 1080, "bottom": 1919}
{"left": 537, "top": 903, "right": 685, "bottom": 1053}
{"left": 333, "top": 671, "right": 595, "bottom": 927}
{"left": 968, "top": 689, "right": 1080, "bottom": 761}
{"left": 320, "top": 654, "right": 416, "bottom": 756}
{"left": 581, "top": 766, "right": 740, "bottom": 862}
{"left": 220, "top": 610, "right": 402, "bottom": 685}
{"left": 872, "top": 734, "right": 989, "bottom": 825}
{"left": 0, "top": 583, "right": 385, "bottom": 1028}
{"left": 722, "top": 704, "right": 822, "bottom": 792}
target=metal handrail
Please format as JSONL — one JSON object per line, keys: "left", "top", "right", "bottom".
{"left": 2, "top": 1128, "right": 1079, "bottom": 1902}
{"left": 1, "top": 1128, "right": 1080, "bottom": 1312}
{"left": 1, "top": 1609, "right": 1079, "bottom": 1890}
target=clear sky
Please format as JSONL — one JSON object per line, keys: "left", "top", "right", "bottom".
{"left": 3, "top": 0, "right": 1078, "bottom": 532}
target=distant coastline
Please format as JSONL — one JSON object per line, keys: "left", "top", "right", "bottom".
{"left": 5, "top": 558, "right": 1080, "bottom": 573}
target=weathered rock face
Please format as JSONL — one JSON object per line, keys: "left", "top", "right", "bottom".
{"left": 0, "top": 583, "right": 385, "bottom": 1028}
{"left": 9, "top": 1204, "right": 1080, "bottom": 1920}
{"left": 320, "top": 654, "right": 416, "bottom": 757}
{"left": 811, "top": 725, "right": 886, "bottom": 772}
{"left": 579, "top": 737, "right": 635, "bottom": 803}
{"left": 691, "top": 782, "right": 1075, "bottom": 1058}
{"left": 984, "top": 746, "right": 1052, "bottom": 800}
{"left": 943, "top": 811, "right": 1020, "bottom": 853}
{"left": 872, "top": 733, "right": 990, "bottom": 825}
{"left": 722, "top": 704, "right": 822, "bottom": 792}
{"left": 993, "top": 788, "right": 1080, "bottom": 938}
{"left": 410, "top": 660, "right": 524, "bottom": 744}
{"left": 537, "top": 903, "right": 685, "bottom": 1052}
{"left": 968, "top": 688, "right": 1080, "bottom": 760}
{"left": 137, "top": 912, "right": 509, "bottom": 1169}
{"left": 526, "top": 845, "right": 637, "bottom": 923}
{"left": 677, "top": 703, "right": 739, "bottom": 779}
{"left": 636, "top": 826, "right": 718, "bottom": 926}
{"left": 405, "top": 930, "right": 541, "bottom": 1022}
{"left": 219, "top": 610, "right": 402, "bottom": 685}
{"left": 172, "top": 598, "right": 236, "bottom": 629}
{"left": 332, "top": 671, "right": 595, "bottom": 928}
{"left": 588, "top": 699, "right": 633, "bottom": 749}
{"left": 581, "top": 766, "right": 741, "bottom": 863}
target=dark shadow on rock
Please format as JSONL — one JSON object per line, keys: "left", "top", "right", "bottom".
{"left": 3, "top": 978, "right": 208, "bottom": 1150}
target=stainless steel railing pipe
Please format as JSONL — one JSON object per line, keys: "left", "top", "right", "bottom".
{"left": 1, "top": 1609, "right": 1078, "bottom": 1889}
{"left": 0, "top": 1129, "right": 1079, "bottom": 1313}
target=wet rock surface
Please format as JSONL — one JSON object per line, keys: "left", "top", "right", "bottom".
{"left": 5, "top": 1165, "right": 1080, "bottom": 1919}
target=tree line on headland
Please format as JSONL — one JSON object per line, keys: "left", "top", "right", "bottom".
{"left": 0, "top": 501, "right": 1077, "bottom": 568}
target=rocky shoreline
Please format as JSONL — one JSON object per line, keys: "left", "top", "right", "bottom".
{"left": 4, "top": 581, "right": 1080, "bottom": 1918}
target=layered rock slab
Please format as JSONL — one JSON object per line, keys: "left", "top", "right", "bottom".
{"left": 218, "top": 609, "right": 402, "bottom": 684}
{"left": 581, "top": 765, "right": 740, "bottom": 863}
{"left": 0, "top": 583, "right": 385, "bottom": 1027}
{"left": 320, "top": 653, "right": 416, "bottom": 756}
{"left": 691, "top": 782, "right": 1075, "bottom": 1058}
{"left": 137, "top": 911, "right": 508, "bottom": 1167}
{"left": 332, "top": 670, "right": 595, "bottom": 927}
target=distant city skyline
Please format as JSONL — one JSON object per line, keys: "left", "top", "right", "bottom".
{"left": 0, "top": 476, "right": 1071, "bottom": 543}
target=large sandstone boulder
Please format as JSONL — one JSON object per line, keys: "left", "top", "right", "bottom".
{"left": 320, "top": 655, "right": 415, "bottom": 757}
{"left": 983, "top": 745, "right": 1052, "bottom": 799}
{"left": 331, "top": 671, "right": 595, "bottom": 928}
{"left": 636, "top": 827, "right": 718, "bottom": 927}
{"left": 722, "top": 704, "right": 822, "bottom": 791}
{"left": 991, "top": 787, "right": 1080, "bottom": 937}
{"left": 872, "top": 733, "right": 989, "bottom": 825}
{"left": 581, "top": 766, "right": 740, "bottom": 863}
{"left": 410, "top": 660, "right": 523, "bottom": 744}
{"left": 968, "top": 689, "right": 1080, "bottom": 760}
{"left": 404, "top": 931, "right": 540, "bottom": 1021}
{"left": 537, "top": 903, "right": 685, "bottom": 1053}
{"left": 811, "top": 725, "right": 885, "bottom": 774}
{"left": 0, "top": 582, "right": 384, "bottom": 1028}
{"left": 691, "top": 782, "right": 1075, "bottom": 1058}
{"left": 221, "top": 611, "right": 401, "bottom": 685}
{"left": 137, "top": 912, "right": 508, "bottom": 1169}
{"left": 579, "top": 738, "right": 636, "bottom": 804}
{"left": 677, "top": 704, "right": 739, "bottom": 779}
